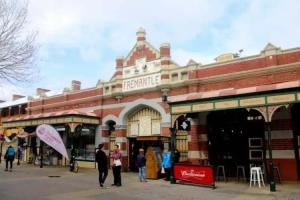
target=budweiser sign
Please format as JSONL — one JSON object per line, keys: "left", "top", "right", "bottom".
{"left": 181, "top": 170, "right": 206, "bottom": 178}
{"left": 174, "top": 164, "right": 215, "bottom": 187}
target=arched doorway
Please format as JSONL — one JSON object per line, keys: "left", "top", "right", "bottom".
{"left": 126, "top": 106, "right": 164, "bottom": 171}
{"left": 207, "top": 108, "right": 265, "bottom": 178}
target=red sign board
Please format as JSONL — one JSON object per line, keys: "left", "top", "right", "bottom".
{"left": 174, "top": 164, "right": 215, "bottom": 187}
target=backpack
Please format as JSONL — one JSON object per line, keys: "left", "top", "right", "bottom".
{"left": 7, "top": 147, "right": 15, "bottom": 157}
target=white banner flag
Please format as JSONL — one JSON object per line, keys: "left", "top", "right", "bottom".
{"left": 36, "top": 124, "right": 69, "bottom": 160}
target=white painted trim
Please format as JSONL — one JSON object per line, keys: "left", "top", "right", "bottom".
{"left": 264, "top": 130, "right": 293, "bottom": 139}
{"left": 118, "top": 98, "right": 170, "bottom": 124}
{"left": 266, "top": 150, "right": 295, "bottom": 159}
{"left": 188, "top": 151, "right": 208, "bottom": 159}
{"left": 100, "top": 137, "right": 109, "bottom": 143}
{"left": 116, "top": 137, "right": 127, "bottom": 143}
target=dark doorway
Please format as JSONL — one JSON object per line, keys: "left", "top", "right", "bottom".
{"left": 207, "top": 109, "right": 265, "bottom": 178}
{"left": 291, "top": 103, "right": 300, "bottom": 180}
{"left": 128, "top": 139, "right": 163, "bottom": 171}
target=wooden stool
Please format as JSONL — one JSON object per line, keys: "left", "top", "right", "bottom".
{"left": 236, "top": 165, "right": 246, "bottom": 182}
{"left": 216, "top": 165, "right": 226, "bottom": 181}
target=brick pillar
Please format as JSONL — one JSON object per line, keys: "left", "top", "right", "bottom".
{"left": 136, "top": 27, "right": 146, "bottom": 42}
{"left": 187, "top": 114, "right": 208, "bottom": 165}
{"left": 160, "top": 43, "right": 171, "bottom": 66}
{"left": 114, "top": 56, "right": 124, "bottom": 80}
{"left": 115, "top": 125, "right": 128, "bottom": 171}
{"left": 267, "top": 108, "right": 297, "bottom": 181}
{"left": 96, "top": 125, "right": 109, "bottom": 154}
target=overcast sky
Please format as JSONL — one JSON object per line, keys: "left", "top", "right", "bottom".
{"left": 1, "top": 0, "right": 300, "bottom": 101}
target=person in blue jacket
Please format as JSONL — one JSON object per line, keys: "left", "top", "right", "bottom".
{"left": 4, "top": 145, "right": 15, "bottom": 172}
{"left": 162, "top": 149, "right": 172, "bottom": 181}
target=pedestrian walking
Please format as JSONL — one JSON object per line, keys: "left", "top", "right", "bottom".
{"left": 17, "top": 145, "right": 23, "bottom": 165}
{"left": 4, "top": 145, "right": 15, "bottom": 172}
{"left": 136, "top": 148, "right": 147, "bottom": 182}
{"left": 111, "top": 144, "right": 122, "bottom": 186}
{"left": 162, "top": 149, "right": 171, "bottom": 181}
{"left": 95, "top": 143, "right": 108, "bottom": 188}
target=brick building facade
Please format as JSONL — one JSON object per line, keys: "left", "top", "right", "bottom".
{"left": 2, "top": 28, "right": 300, "bottom": 181}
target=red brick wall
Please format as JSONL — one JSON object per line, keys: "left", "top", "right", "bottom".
{"left": 126, "top": 47, "right": 157, "bottom": 66}
{"left": 267, "top": 117, "right": 298, "bottom": 181}
{"left": 192, "top": 51, "right": 300, "bottom": 80}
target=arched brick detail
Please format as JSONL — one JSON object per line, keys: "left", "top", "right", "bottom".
{"left": 119, "top": 98, "right": 170, "bottom": 125}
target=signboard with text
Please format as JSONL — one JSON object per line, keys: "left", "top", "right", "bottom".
{"left": 123, "top": 73, "right": 161, "bottom": 92}
{"left": 174, "top": 164, "right": 215, "bottom": 188}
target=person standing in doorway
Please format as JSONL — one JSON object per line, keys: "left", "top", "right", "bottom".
{"left": 95, "top": 144, "right": 108, "bottom": 188}
{"left": 111, "top": 144, "right": 122, "bottom": 186}
{"left": 162, "top": 149, "right": 172, "bottom": 181}
{"left": 136, "top": 148, "right": 147, "bottom": 182}
{"left": 4, "top": 145, "right": 15, "bottom": 172}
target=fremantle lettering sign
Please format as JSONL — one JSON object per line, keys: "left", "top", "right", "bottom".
{"left": 123, "top": 73, "right": 161, "bottom": 92}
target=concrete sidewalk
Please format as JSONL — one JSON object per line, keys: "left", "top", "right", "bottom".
{"left": 0, "top": 162, "right": 300, "bottom": 200}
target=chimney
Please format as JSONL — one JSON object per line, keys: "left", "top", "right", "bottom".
{"left": 36, "top": 88, "right": 50, "bottom": 97}
{"left": 136, "top": 27, "right": 146, "bottom": 42}
{"left": 71, "top": 80, "right": 81, "bottom": 91}
{"left": 160, "top": 43, "right": 171, "bottom": 65}
{"left": 116, "top": 56, "right": 124, "bottom": 69}
{"left": 13, "top": 94, "right": 25, "bottom": 101}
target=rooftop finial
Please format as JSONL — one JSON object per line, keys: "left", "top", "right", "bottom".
{"left": 136, "top": 27, "right": 146, "bottom": 41}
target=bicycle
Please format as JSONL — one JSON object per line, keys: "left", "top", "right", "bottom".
{"left": 70, "top": 156, "right": 79, "bottom": 173}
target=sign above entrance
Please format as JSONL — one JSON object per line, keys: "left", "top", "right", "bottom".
{"left": 123, "top": 73, "right": 161, "bottom": 92}
{"left": 178, "top": 118, "right": 191, "bottom": 131}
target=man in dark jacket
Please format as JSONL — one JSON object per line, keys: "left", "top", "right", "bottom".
{"left": 95, "top": 143, "right": 108, "bottom": 188}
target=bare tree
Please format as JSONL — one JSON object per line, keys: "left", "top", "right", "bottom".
{"left": 0, "top": 0, "right": 37, "bottom": 83}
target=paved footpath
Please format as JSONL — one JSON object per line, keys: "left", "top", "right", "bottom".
{"left": 0, "top": 162, "right": 300, "bottom": 200}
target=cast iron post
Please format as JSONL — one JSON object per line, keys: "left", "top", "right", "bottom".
{"left": 170, "top": 127, "right": 176, "bottom": 184}
{"left": 40, "top": 141, "right": 43, "bottom": 168}
{"left": 266, "top": 107, "right": 275, "bottom": 192}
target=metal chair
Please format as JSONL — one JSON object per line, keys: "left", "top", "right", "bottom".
{"left": 274, "top": 165, "right": 282, "bottom": 183}
{"left": 236, "top": 165, "right": 246, "bottom": 182}
{"left": 216, "top": 165, "right": 226, "bottom": 181}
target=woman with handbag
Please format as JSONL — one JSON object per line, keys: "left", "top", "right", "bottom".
{"left": 111, "top": 144, "right": 122, "bottom": 186}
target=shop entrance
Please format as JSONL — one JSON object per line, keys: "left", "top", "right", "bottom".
{"left": 128, "top": 138, "right": 163, "bottom": 171}
{"left": 207, "top": 109, "right": 265, "bottom": 179}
